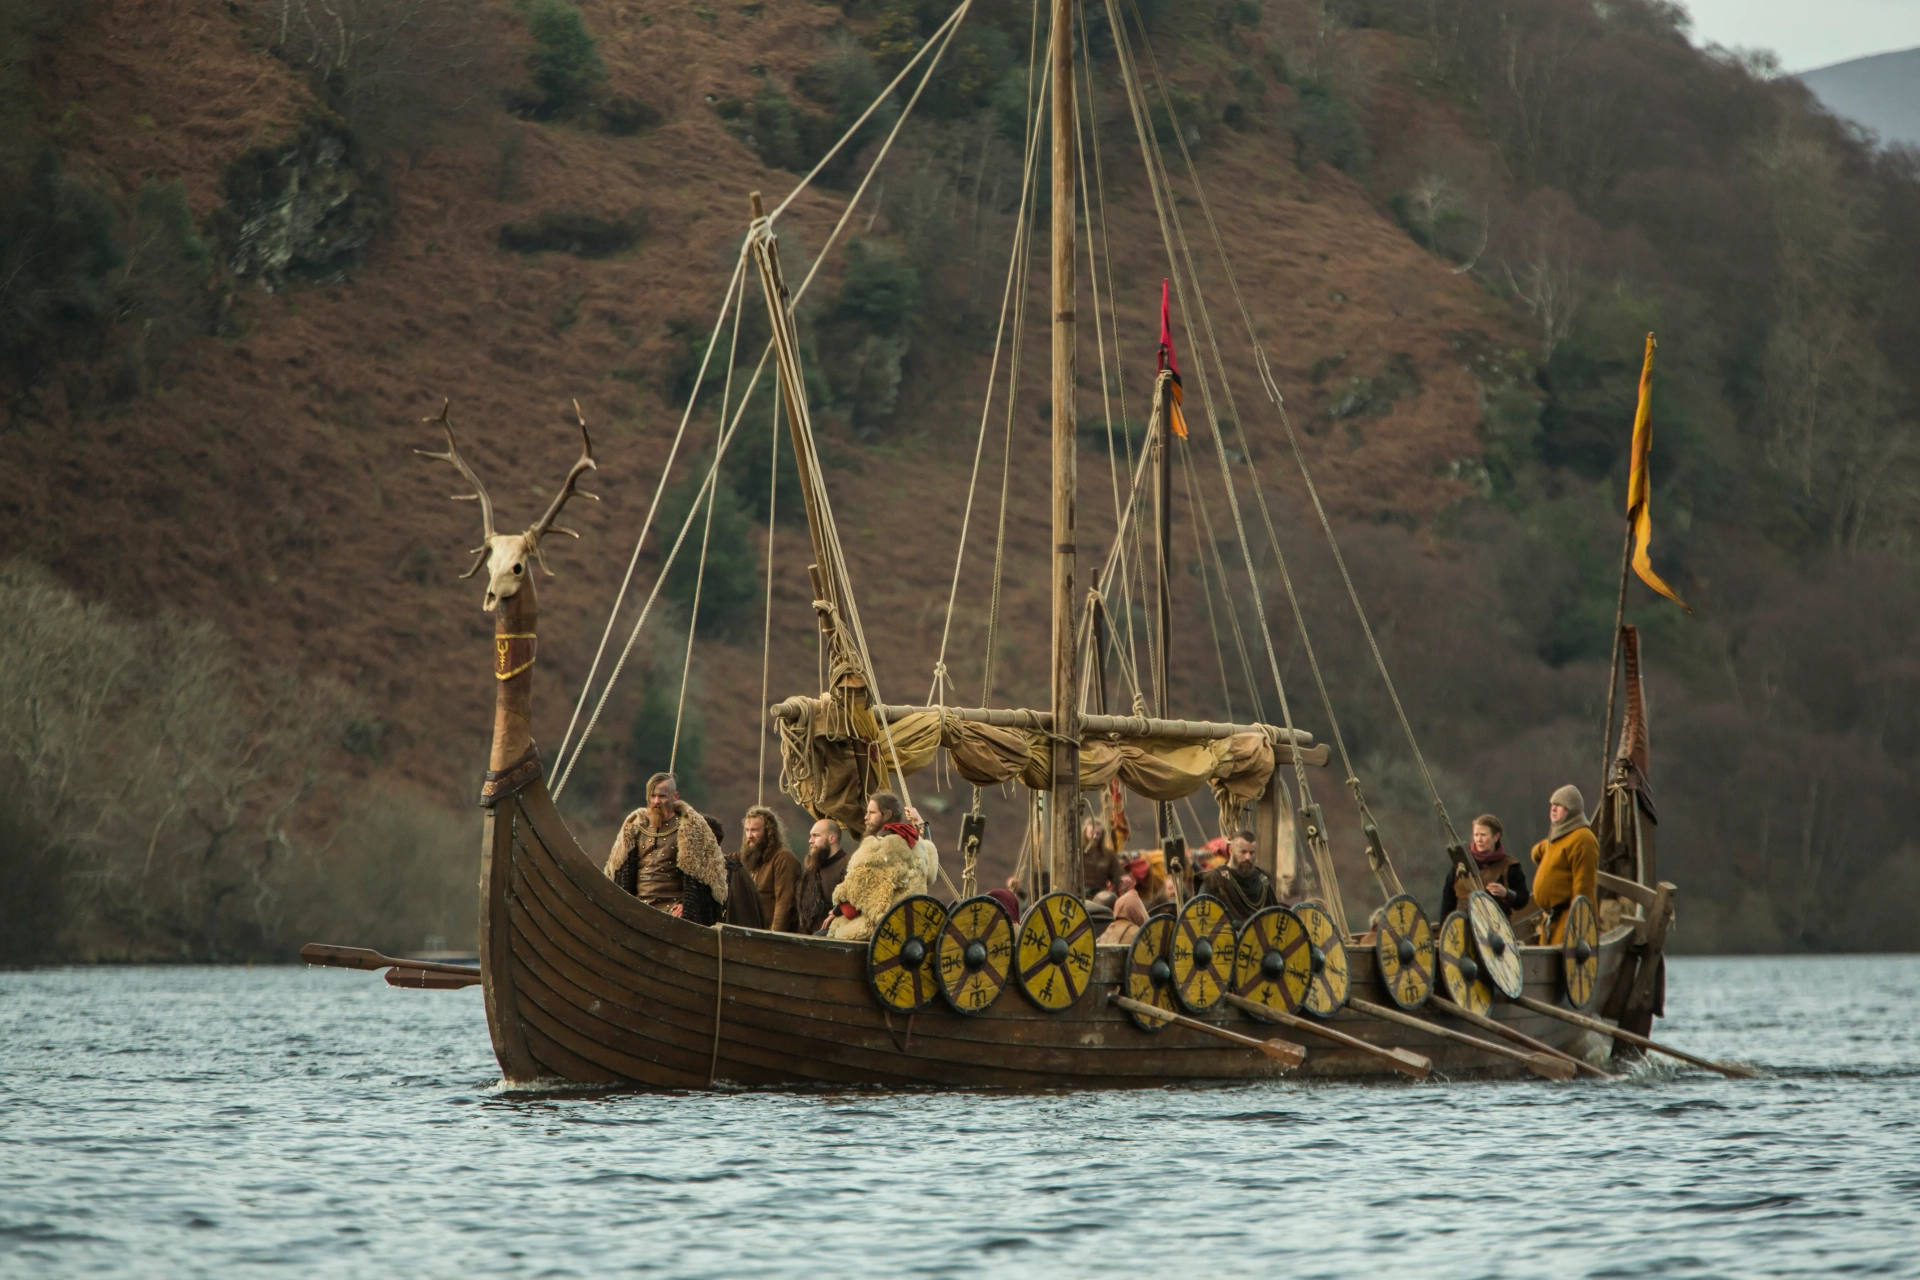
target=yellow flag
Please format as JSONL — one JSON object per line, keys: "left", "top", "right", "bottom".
{"left": 1625, "top": 333, "right": 1691, "bottom": 613}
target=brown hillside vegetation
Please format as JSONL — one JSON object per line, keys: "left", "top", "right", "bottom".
{"left": 3, "top": 0, "right": 1918, "bottom": 959}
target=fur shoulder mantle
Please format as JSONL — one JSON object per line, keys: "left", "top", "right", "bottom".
{"left": 606, "top": 802, "right": 729, "bottom": 903}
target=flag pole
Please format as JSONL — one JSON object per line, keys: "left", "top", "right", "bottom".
{"left": 1599, "top": 522, "right": 1632, "bottom": 796}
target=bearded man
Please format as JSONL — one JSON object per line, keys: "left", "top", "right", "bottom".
{"left": 604, "top": 772, "right": 728, "bottom": 925}
{"left": 1198, "top": 829, "right": 1276, "bottom": 925}
{"left": 796, "top": 818, "right": 851, "bottom": 936}
{"left": 824, "top": 791, "right": 937, "bottom": 942}
{"left": 739, "top": 805, "right": 802, "bottom": 932}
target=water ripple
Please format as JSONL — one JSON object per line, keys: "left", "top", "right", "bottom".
{"left": 1, "top": 957, "right": 1917, "bottom": 1277}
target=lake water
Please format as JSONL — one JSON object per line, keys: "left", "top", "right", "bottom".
{"left": 2, "top": 957, "right": 1916, "bottom": 1277}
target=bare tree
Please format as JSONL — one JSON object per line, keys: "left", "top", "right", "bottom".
{"left": 1491, "top": 189, "right": 1591, "bottom": 361}
{"left": 264, "top": 0, "right": 510, "bottom": 152}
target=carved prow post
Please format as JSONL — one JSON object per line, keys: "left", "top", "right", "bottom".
{"left": 491, "top": 582, "right": 538, "bottom": 773}
{"left": 417, "top": 399, "right": 595, "bottom": 796}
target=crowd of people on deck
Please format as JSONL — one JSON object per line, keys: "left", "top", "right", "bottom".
{"left": 602, "top": 770, "right": 1601, "bottom": 944}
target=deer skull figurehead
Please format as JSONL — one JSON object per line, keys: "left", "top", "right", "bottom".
{"left": 417, "top": 400, "right": 599, "bottom": 612}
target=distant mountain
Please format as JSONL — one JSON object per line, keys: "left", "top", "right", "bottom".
{"left": 1799, "top": 47, "right": 1920, "bottom": 149}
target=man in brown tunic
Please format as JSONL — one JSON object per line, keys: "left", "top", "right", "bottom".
{"left": 1198, "top": 829, "right": 1277, "bottom": 925}
{"left": 739, "top": 805, "right": 803, "bottom": 932}
{"left": 795, "top": 818, "right": 850, "bottom": 935}
{"left": 604, "top": 772, "right": 728, "bottom": 924}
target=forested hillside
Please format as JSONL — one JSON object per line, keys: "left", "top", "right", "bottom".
{"left": 2, "top": 0, "right": 1916, "bottom": 960}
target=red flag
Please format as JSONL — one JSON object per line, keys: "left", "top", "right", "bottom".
{"left": 1157, "top": 278, "right": 1188, "bottom": 439}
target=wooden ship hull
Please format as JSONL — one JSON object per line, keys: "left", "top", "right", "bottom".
{"left": 419, "top": 0, "right": 1689, "bottom": 1092}
{"left": 478, "top": 771, "right": 1652, "bottom": 1090}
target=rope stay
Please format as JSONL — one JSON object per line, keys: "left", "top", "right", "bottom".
{"left": 672, "top": 261, "right": 751, "bottom": 772}
{"left": 554, "top": 1, "right": 970, "bottom": 800}
{"left": 553, "top": 246, "right": 749, "bottom": 773}
{"left": 1182, "top": 440, "right": 1267, "bottom": 724}
{"left": 555, "top": 336, "right": 773, "bottom": 798}
{"left": 1073, "top": 23, "right": 1148, "bottom": 723}
{"left": 1124, "top": 0, "right": 1456, "bottom": 872}
{"left": 1104, "top": 0, "right": 1351, "bottom": 928}
{"left": 929, "top": 4, "right": 1051, "bottom": 710}
{"left": 1176, "top": 438, "right": 1241, "bottom": 723}
{"left": 1078, "top": 0, "right": 1152, "bottom": 720}
{"left": 755, "top": 383, "right": 780, "bottom": 807}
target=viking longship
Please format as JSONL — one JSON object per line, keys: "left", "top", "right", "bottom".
{"left": 386, "top": 0, "right": 1693, "bottom": 1088}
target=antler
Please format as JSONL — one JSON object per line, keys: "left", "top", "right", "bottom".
{"left": 527, "top": 399, "right": 600, "bottom": 576}
{"left": 415, "top": 400, "right": 497, "bottom": 580}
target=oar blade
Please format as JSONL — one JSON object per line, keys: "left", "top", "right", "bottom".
{"left": 301, "top": 942, "right": 387, "bottom": 971}
{"left": 1259, "top": 1038, "right": 1308, "bottom": 1068}
{"left": 1524, "top": 1052, "right": 1579, "bottom": 1081}
{"left": 1387, "top": 1048, "right": 1433, "bottom": 1079}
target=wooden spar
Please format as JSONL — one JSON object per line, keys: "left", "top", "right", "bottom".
{"left": 1048, "top": 0, "right": 1079, "bottom": 894}
{"left": 1223, "top": 993, "right": 1431, "bottom": 1078}
{"left": 1347, "top": 996, "right": 1577, "bottom": 1081}
{"left": 1153, "top": 362, "right": 1173, "bottom": 844}
{"left": 856, "top": 702, "right": 1314, "bottom": 744}
{"left": 1429, "top": 994, "right": 1616, "bottom": 1080}
{"left": 301, "top": 942, "right": 482, "bottom": 978}
{"left": 749, "top": 191, "right": 838, "bottom": 668}
{"left": 1112, "top": 995, "right": 1306, "bottom": 1066}
{"left": 1514, "top": 994, "right": 1757, "bottom": 1078}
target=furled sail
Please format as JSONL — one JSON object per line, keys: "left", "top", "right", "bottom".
{"left": 771, "top": 694, "right": 1318, "bottom": 830}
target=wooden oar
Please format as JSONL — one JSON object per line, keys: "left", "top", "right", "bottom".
{"left": 1222, "top": 993, "right": 1430, "bottom": 1079}
{"left": 1112, "top": 995, "right": 1307, "bottom": 1067}
{"left": 1514, "top": 995, "right": 1757, "bottom": 1079}
{"left": 1347, "top": 996, "right": 1575, "bottom": 1081}
{"left": 385, "top": 966, "right": 481, "bottom": 990}
{"left": 301, "top": 943, "right": 481, "bottom": 980}
{"left": 1429, "top": 995, "right": 1615, "bottom": 1080}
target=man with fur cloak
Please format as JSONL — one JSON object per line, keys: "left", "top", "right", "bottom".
{"left": 824, "top": 790, "right": 938, "bottom": 942}
{"left": 604, "top": 772, "right": 729, "bottom": 925}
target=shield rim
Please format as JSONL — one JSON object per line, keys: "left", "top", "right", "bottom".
{"left": 1170, "top": 893, "right": 1235, "bottom": 1013}
{"left": 1125, "top": 914, "right": 1177, "bottom": 1032}
{"left": 1293, "top": 899, "right": 1351, "bottom": 1018}
{"left": 1559, "top": 893, "right": 1600, "bottom": 1010}
{"left": 1467, "top": 889, "right": 1525, "bottom": 999}
{"left": 1373, "top": 892, "right": 1436, "bottom": 1011}
{"left": 1230, "top": 904, "right": 1312, "bottom": 1015}
{"left": 1437, "top": 909, "right": 1493, "bottom": 1015}
{"left": 934, "top": 893, "right": 1016, "bottom": 1016}
{"left": 865, "top": 893, "right": 949, "bottom": 1014}
{"left": 1014, "top": 890, "right": 1096, "bottom": 1012}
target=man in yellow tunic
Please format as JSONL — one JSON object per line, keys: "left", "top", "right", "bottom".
{"left": 1530, "top": 784, "right": 1598, "bottom": 945}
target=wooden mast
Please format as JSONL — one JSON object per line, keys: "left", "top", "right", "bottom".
{"left": 1153, "top": 358, "right": 1173, "bottom": 845}
{"left": 1047, "top": 0, "right": 1079, "bottom": 894}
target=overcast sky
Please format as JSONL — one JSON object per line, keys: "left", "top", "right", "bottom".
{"left": 1679, "top": 0, "right": 1920, "bottom": 72}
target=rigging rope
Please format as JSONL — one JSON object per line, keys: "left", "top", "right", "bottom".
{"left": 1176, "top": 439, "right": 1239, "bottom": 722}
{"left": 672, "top": 266, "right": 750, "bottom": 772}
{"left": 1105, "top": 0, "right": 1348, "bottom": 926}
{"left": 554, "top": 341, "right": 771, "bottom": 798}
{"left": 556, "top": 4, "right": 968, "bottom": 798}
{"left": 928, "top": 7, "right": 1050, "bottom": 709}
{"left": 1078, "top": 0, "right": 1150, "bottom": 714}
{"left": 554, "top": 247, "right": 749, "bottom": 772}
{"left": 756, "top": 383, "right": 780, "bottom": 807}
{"left": 1127, "top": 5, "right": 1452, "bottom": 871}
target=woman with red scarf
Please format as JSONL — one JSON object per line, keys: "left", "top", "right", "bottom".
{"left": 1439, "top": 813, "right": 1531, "bottom": 918}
